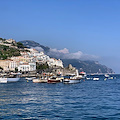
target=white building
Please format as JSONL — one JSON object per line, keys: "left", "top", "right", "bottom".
{"left": 5, "top": 39, "right": 16, "bottom": 44}
{"left": 18, "top": 62, "right": 36, "bottom": 72}
{"left": 9, "top": 60, "right": 19, "bottom": 71}
{"left": 47, "top": 58, "right": 63, "bottom": 68}
{"left": 28, "top": 48, "right": 39, "bottom": 53}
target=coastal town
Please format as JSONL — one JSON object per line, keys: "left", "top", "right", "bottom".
{"left": 0, "top": 38, "right": 86, "bottom": 83}
{"left": 0, "top": 38, "right": 78, "bottom": 74}
{"left": 0, "top": 38, "right": 115, "bottom": 84}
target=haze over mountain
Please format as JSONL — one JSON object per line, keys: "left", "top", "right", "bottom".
{"left": 20, "top": 40, "right": 114, "bottom": 74}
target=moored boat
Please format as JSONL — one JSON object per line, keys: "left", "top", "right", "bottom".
{"left": 7, "top": 73, "right": 21, "bottom": 82}
{"left": 47, "top": 76, "right": 61, "bottom": 83}
{"left": 93, "top": 77, "right": 99, "bottom": 80}
{"left": 63, "top": 69, "right": 82, "bottom": 84}
{"left": 63, "top": 75, "right": 81, "bottom": 84}
{"left": 0, "top": 73, "right": 21, "bottom": 83}
{"left": 33, "top": 76, "right": 48, "bottom": 83}
{"left": 33, "top": 78, "right": 41, "bottom": 83}
{"left": 63, "top": 78, "right": 80, "bottom": 84}
{"left": 79, "top": 71, "right": 87, "bottom": 78}
{"left": 0, "top": 78, "right": 7, "bottom": 83}
{"left": 7, "top": 77, "right": 20, "bottom": 82}
{"left": 26, "top": 77, "right": 36, "bottom": 81}
{"left": 105, "top": 74, "right": 109, "bottom": 78}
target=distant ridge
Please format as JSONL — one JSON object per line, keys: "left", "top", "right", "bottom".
{"left": 19, "top": 40, "right": 114, "bottom": 74}
{"left": 62, "top": 59, "right": 114, "bottom": 74}
{"left": 19, "top": 40, "right": 50, "bottom": 53}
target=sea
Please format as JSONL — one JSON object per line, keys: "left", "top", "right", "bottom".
{"left": 0, "top": 74, "right": 120, "bottom": 120}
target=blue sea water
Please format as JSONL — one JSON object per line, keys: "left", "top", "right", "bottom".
{"left": 0, "top": 75, "right": 120, "bottom": 120}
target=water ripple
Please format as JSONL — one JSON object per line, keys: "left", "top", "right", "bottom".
{"left": 0, "top": 78, "right": 120, "bottom": 119}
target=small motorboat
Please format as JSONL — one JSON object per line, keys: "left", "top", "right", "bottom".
{"left": 105, "top": 74, "right": 109, "bottom": 78}
{"left": 63, "top": 70, "right": 82, "bottom": 84}
{"left": 93, "top": 77, "right": 99, "bottom": 80}
{"left": 47, "top": 76, "right": 61, "bottom": 83}
{"left": 33, "top": 76, "right": 48, "bottom": 83}
{"left": 26, "top": 77, "right": 36, "bottom": 81}
{"left": 63, "top": 78, "right": 80, "bottom": 84}
{"left": 63, "top": 76, "right": 81, "bottom": 84}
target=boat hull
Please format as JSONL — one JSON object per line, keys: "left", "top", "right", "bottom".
{"left": 0, "top": 78, "right": 7, "bottom": 83}
{"left": 47, "top": 79, "right": 61, "bottom": 83}
{"left": 7, "top": 78, "right": 20, "bottom": 82}
{"left": 93, "top": 78, "right": 99, "bottom": 80}
{"left": 0, "top": 77, "right": 20, "bottom": 83}
{"left": 63, "top": 79, "right": 80, "bottom": 84}
{"left": 26, "top": 77, "right": 36, "bottom": 81}
{"left": 33, "top": 79, "right": 47, "bottom": 83}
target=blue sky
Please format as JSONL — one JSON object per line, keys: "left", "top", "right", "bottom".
{"left": 0, "top": 0, "right": 120, "bottom": 73}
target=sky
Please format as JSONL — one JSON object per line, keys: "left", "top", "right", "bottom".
{"left": 0, "top": 0, "right": 120, "bottom": 73}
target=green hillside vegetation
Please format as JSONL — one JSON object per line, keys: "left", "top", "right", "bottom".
{"left": 0, "top": 37, "right": 29, "bottom": 60}
{"left": 17, "top": 42, "right": 26, "bottom": 48}
{"left": 36, "top": 62, "right": 49, "bottom": 71}
{"left": 0, "top": 44, "right": 21, "bottom": 60}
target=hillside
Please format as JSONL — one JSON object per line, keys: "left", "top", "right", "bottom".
{"left": 0, "top": 38, "right": 28, "bottom": 60}
{"left": 19, "top": 40, "right": 114, "bottom": 73}
{"left": 0, "top": 44, "right": 20, "bottom": 60}
{"left": 19, "top": 40, "right": 50, "bottom": 53}
{"left": 62, "top": 59, "right": 114, "bottom": 74}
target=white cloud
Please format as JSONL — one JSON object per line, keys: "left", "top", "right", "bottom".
{"left": 34, "top": 47, "right": 44, "bottom": 52}
{"left": 48, "top": 48, "right": 99, "bottom": 60}
{"left": 58, "top": 48, "right": 69, "bottom": 54}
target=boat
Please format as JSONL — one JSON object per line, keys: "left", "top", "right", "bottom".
{"left": 93, "top": 77, "right": 99, "bottom": 80}
{"left": 63, "top": 70, "right": 82, "bottom": 84}
{"left": 26, "top": 77, "right": 36, "bottom": 81}
{"left": 47, "top": 76, "right": 61, "bottom": 83}
{"left": 105, "top": 74, "right": 109, "bottom": 78}
{"left": 79, "top": 71, "right": 87, "bottom": 78}
{"left": 7, "top": 73, "right": 21, "bottom": 82}
{"left": 63, "top": 76, "right": 81, "bottom": 84}
{"left": 33, "top": 78, "right": 41, "bottom": 83}
{"left": 0, "top": 73, "right": 21, "bottom": 83}
{"left": 33, "top": 76, "right": 48, "bottom": 83}
{"left": 0, "top": 78, "right": 7, "bottom": 83}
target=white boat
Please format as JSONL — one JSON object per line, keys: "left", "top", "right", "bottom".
{"left": 63, "top": 78, "right": 80, "bottom": 84}
{"left": 33, "top": 76, "right": 48, "bottom": 83}
{"left": 7, "top": 73, "right": 21, "bottom": 82}
{"left": 7, "top": 78, "right": 20, "bottom": 82}
{"left": 63, "top": 69, "right": 82, "bottom": 84}
{"left": 33, "top": 78, "right": 41, "bottom": 83}
{"left": 105, "top": 74, "right": 109, "bottom": 78}
{"left": 79, "top": 71, "right": 87, "bottom": 78}
{"left": 0, "top": 73, "right": 21, "bottom": 83}
{"left": 93, "top": 77, "right": 99, "bottom": 80}
{"left": 0, "top": 78, "right": 7, "bottom": 83}
{"left": 26, "top": 77, "right": 36, "bottom": 81}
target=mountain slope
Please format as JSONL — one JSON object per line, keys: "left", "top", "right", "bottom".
{"left": 19, "top": 40, "right": 50, "bottom": 53}
{"left": 62, "top": 59, "right": 114, "bottom": 73}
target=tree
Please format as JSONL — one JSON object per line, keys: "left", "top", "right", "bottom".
{"left": 17, "top": 42, "right": 25, "bottom": 48}
{"left": 36, "top": 62, "right": 49, "bottom": 71}
{"left": 15, "top": 67, "right": 18, "bottom": 73}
